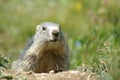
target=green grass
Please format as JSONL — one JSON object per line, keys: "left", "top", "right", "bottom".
{"left": 0, "top": 0, "right": 120, "bottom": 80}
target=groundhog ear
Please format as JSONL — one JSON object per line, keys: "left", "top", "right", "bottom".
{"left": 36, "top": 25, "right": 41, "bottom": 31}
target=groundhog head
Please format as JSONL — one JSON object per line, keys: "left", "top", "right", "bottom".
{"left": 34, "top": 22, "right": 63, "bottom": 44}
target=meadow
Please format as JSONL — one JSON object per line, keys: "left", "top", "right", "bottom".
{"left": 0, "top": 0, "right": 120, "bottom": 80}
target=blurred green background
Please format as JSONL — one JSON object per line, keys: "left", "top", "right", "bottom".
{"left": 0, "top": 0, "right": 120, "bottom": 80}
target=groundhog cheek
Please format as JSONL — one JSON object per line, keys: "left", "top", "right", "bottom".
{"left": 47, "top": 32, "right": 53, "bottom": 40}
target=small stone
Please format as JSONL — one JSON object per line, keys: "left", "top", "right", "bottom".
{"left": 49, "top": 70, "right": 55, "bottom": 74}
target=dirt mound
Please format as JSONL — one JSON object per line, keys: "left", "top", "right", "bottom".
{"left": 0, "top": 69, "right": 100, "bottom": 80}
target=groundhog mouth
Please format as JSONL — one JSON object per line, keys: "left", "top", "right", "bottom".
{"left": 49, "top": 38, "right": 58, "bottom": 42}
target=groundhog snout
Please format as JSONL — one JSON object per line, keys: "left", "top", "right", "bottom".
{"left": 51, "top": 30, "right": 59, "bottom": 41}
{"left": 52, "top": 30, "right": 59, "bottom": 38}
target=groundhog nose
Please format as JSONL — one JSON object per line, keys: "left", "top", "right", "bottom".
{"left": 52, "top": 30, "right": 59, "bottom": 38}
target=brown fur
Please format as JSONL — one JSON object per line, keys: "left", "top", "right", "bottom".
{"left": 12, "top": 22, "right": 70, "bottom": 73}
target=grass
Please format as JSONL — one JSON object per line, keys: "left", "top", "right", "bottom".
{"left": 0, "top": 0, "right": 120, "bottom": 80}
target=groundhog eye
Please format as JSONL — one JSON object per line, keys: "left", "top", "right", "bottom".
{"left": 42, "top": 27, "right": 46, "bottom": 30}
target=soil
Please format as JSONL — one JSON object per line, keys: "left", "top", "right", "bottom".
{"left": 0, "top": 68, "right": 100, "bottom": 80}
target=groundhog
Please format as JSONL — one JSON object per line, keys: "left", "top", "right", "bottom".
{"left": 12, "top": 22, "right": 70, "bottom": 73}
